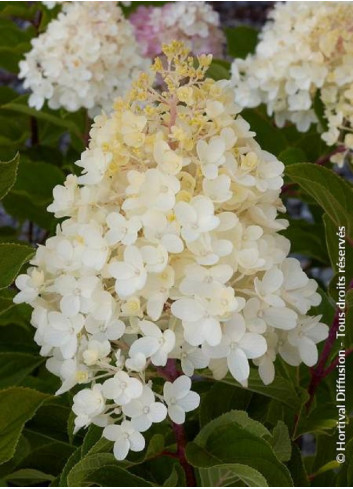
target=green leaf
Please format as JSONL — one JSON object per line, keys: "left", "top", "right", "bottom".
{"left": 293, "top": 132, "right": 327, "bottom": 163}
{"left": 79, "top": 465, "right": 153, "bottom": 487}
{"left": 286, "top": 444, "right": 309, "bottom": 487}
{"left": 199, "top": 463, "right": 268, "bottom": 487}
{"left": 0, "top": 353, "right": 43, "bottom": 389}
{"left": 285, "top": 164, "right": 353, "bottom": 240}
{"left": 242, "top": 108, "right": 288, "bottom": 155}
{"left": 3, "top": 159, "right": 65, "bottom": 229}
{"left": 0, "top": 152, "right": 19, "bottom": 200}
{"left": 163, "top": 465, "right": 181, "bottom": 487}
{"left": 81, "top": 425, "right": 105, "bottom": 457}
{"left": 144, "top": 433, "right": 165, "bottom": 461}
{"left": 1, "top": 95, "right": 83, "bottom": 140}
{"left": 6, "top": 158, "right": 64, "bottom": 206}
{"left": 18, "top": 439, "right": 75, "bottom": 476}
{"left": 0, "top": 435, "right": 31, "bottom": 480}
{"left": 186, "top": 410, "right": 293, "bottom": 486}
{"left": 313, "top": 90, "right": 328, "bottom": 132}
{"left": 29, "top": 401, "right": 73, "bottom": 445}
{"left": 0, "top": 2, "right": 38, "bottom": 20}
{"left": 278, "top": 147, "right": 307, "bottom": 166}
{"left": 199, "top": 382, "right": 252, "bottom": 427}
{"left": 0, "top": 302, "right": 31, "bottom": 329}
{"left": 121, "top": 1, "right": 168, "bottom": 16}
{"left": 0, "top": 243, "right": 34, "bottom": 289}
{"left": 207, "top": 59, "right": 230, "bottom": 81}
{"left": 310, "top": 288, "right": 335, "bottom": 326}
{"left": 217, "top": 369, "right": 308, "bottom": 410}
{"left": 3, "top": 468, "right": 55, "bottom": 485}
{"left": 0, "top": 294, "right": 15, "bottom": 317}
{"left": 58, "top": 447, "right": 82, "bottom": 487}
{"left": 80, "top": 425, "right": 113, "bottom": 458}
{"left": 66, "top": 453, "right": 121, "bottom": 486}
{"left": 0, "top": 117, "right": 29, "bottom": 148}
{"left": 0, "top": 387, "right": 49, "bottom": 465}
{"left": 295, "top": 403, "right": 337, "bottom": 437}
{"left": 281, "top": 219, "right": 329, "bottom": 264}
{"left": 225, "top": 26, "right": 258, "bottom": 59}
{"left": 2, "top": 158, "right": 64, "bottom": 230}
{"left": 0, "top": 86, "right": 18, "bottom": 105}
{"left": 271, "top": 421, "right": 292, "bottom": 462}
{"left": 0, "top": 20, "right": 32, "bottom": 72}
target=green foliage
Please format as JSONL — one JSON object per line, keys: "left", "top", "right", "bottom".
{"left": 2, "top": 94, "right": 84, "bottom": 141}
{"left": 218, "top": 370, "right": 308, "bottom": 410}
{"left": 0, "top": 387, "right": 49, "bottom": 464}
{"left": 242, "top": 108, "right": 288, "bottom": 155}
{"left": 3, "top": 158, "right": 65, "bottom": 229}
{"left": 286, "top": 163, "right": 353, "bottom": 240}
{"left": 186, "top": 410, "right": 293, "bottom": 486}
{"left": 0, "top": 2, "right": 352, "bottom": 487}
{"left": 207, "top": 59, "right": 231, "bottom": 81}
{"left": 0, "top": 243, "right": 34, "bottom": 289}
{"left": 225, "top": 26, "right": 259, "bottom": 59}
{"left": 282, "top": 219, "right": 329, "bottom": 264}
{"left": 0, "top": 352, "right": 43, "bottom": 389}
{"left": 0, "top": 153, "right": 19, "bottom": 200}
{"left": 199, "top": 463, "right": 268, "bottom": 487}
{"left": 271, "top": 421, "right": 292, "bottom": 463}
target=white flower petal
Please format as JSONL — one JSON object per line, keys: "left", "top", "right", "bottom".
{"left": 227, "top": 347, "right": 250, "bottom": 383}
{"left": 113, "top": 438, "right": 130, "bottom": 461}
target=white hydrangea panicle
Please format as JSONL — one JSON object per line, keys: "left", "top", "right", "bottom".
{"left": 20, "top": 2, "right": 148, "bottom": 116}
{"left": 231, "top": 2, "right": 353, "bottom": 165}
{"left": 14, "top": 41, "right": 328, "bottom": 462}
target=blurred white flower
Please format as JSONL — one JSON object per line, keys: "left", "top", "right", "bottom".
{"left": 20, "top": 2, "right": 148, "bottom": 115}
{"left": 231, "top": 2, "right": 353, "bottom": 165}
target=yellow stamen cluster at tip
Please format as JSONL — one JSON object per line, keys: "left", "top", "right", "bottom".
{"left": 137, "top": 40, "right": 213, "bottom": 96}
{"left": 97, "top": 40, "right": 219, "bottom": 172}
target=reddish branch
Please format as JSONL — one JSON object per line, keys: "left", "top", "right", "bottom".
{"left": 323, "top": 347, "right": 353, "bottom": 377}
{"left": 315, "top": 145, "right": 346, "bottom": 166}
{"left": 158, "top": 359, "right": 196, "bottom": 487}
{"left": 172, "top": 421, "right": 197, "bottom": 487}
{"left": 306, "top": 280, "right": 353, "bottom": 411}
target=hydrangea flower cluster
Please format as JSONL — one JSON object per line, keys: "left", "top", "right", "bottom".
{"left": 231, "top": 2, "right": 353, "bottom": 166}
{"left": 14, "top": 42, "right": 328, "bottom": 461}
{"left": 20, "top": 2, "right": 148, "bottom": 116}
{"left": 130, "top": 1, "right": 224, "bottom": 58}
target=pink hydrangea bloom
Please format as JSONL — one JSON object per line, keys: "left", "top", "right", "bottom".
{"left": 130, "top": 2, "right": 225, "bottom": 58}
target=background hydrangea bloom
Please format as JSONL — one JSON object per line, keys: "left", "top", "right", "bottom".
{"left": 19, "top": 1, "right": 148, "bottom": 116}
{"left": 130, "top": 1, "right": 225, "bottom": 58}
{"left": 231, "top": 1, "right": 353, "bottom": 165}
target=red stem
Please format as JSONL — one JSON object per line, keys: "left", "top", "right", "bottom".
{"left": 172, "top": 422, "right": 197, "bottom": 487}
{"left": 315, "top": 145, "right": 346, "bottom": 166}
{"left": 306, "top": 279, "right": 353, "bottom": 411}
{"left": 158, "top": 359, "right": 196, "bottom": 486}
{"left": 323, "top": 348, "right": 353, "bottom": 377}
